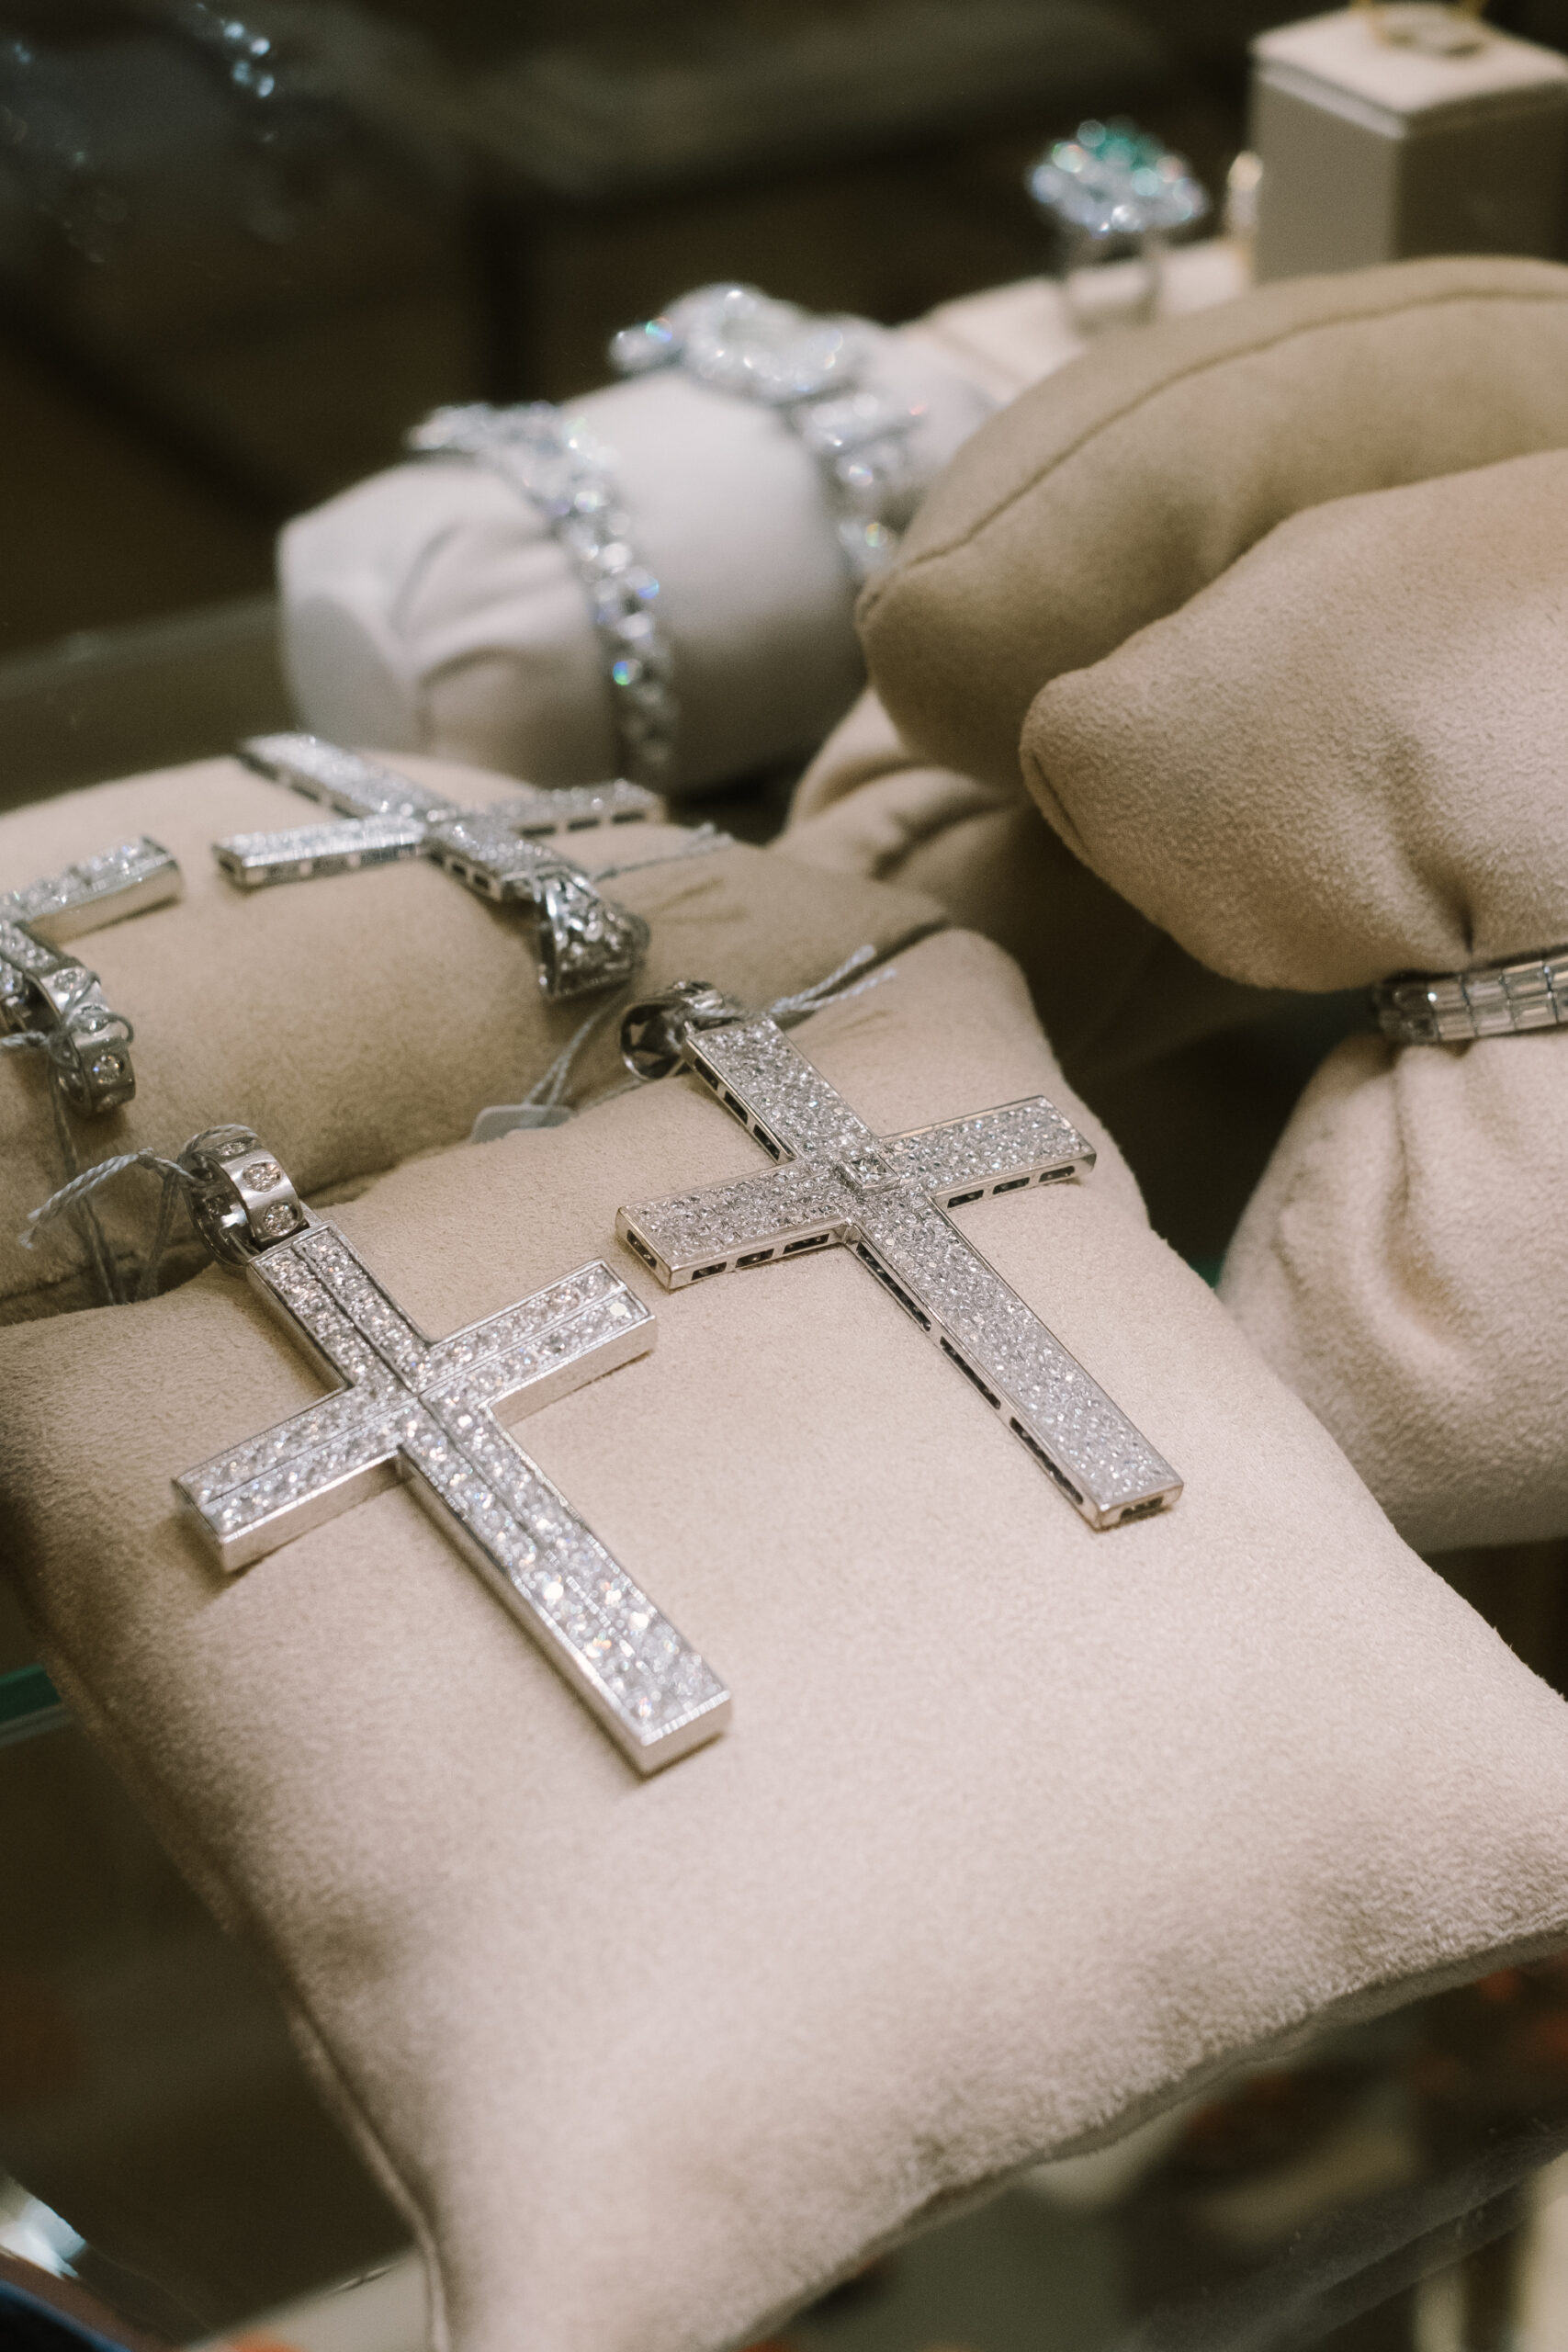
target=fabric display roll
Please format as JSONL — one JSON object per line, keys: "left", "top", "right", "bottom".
{"left": 784, "top": 255, "right": 1568, "bottom": 1136}
{"left": 0, "top": 751, "right": 938, "bottom": 1321}
{"left": 859, "top": 254, "right": 1568, "bottom": 795}
{"left": 280, "top": 303, "right": 994, "bottom": 797}
{"left": 784, "top": 686, "right": 1277, "bottom": 1084}
{"left": 8, "top": 929, "right": 1568, "bottom": 2352}
{"left": 277, "top": 250, "right": 1248, "bottom": 802}
{"left": 1021, "top": 448, "right": 1568, "bottom": 1554}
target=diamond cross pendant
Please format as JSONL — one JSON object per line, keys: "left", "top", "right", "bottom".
{"left": 616, "top": 985, "right": 1181, "bottom": 1530}
{"left": 0, "top": 838, "right": 181, "bottom": 1114}
{"left": 175, "top": 1130, "right": 728, "bottom": 1772}
{"left": 213, "top": 733, "right": 658, "bottom": 999}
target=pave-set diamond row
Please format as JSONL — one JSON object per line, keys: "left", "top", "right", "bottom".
{"left": 617, "top": 988, "right": 1181, "bottom": 1531}
{"left": 175, "top": 1132, "right": 728, "bottom": 1773}
{"left": 216, "top": 732, "right": 658, "bottom": 999}
{"left": 609, "top": 282, "right": 925, "bottom": 584}
{"left": 0, "top": 837, "right": 181, "bottom": 1113}
{"left": 1374, "top": 945, "right": 1568, "bottom": 1043}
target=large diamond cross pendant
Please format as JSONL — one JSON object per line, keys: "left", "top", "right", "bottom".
{"left": 0, "top": 838, "right": 181, "bottom": 1113}
{"left": 175, "top": 1133, "right": 728, "bottom": 1771}
{"left": 213, "top": 733, "right": 658, "bottom": 999}
{"left": 616, "top": 986, "right": 1180, "bottom": 1530}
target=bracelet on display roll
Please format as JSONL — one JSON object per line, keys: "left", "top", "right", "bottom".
{"left": 1373, "top": 945, "right": 1568, "bottom": 1043}
{"left": 408, "top": 402, "right": 680, "bottom": 788}
{"left": 608, "top": 282, "right": 923, "bottom": 584}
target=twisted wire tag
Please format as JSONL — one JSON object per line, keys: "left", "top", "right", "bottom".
{"left": 20, "top": 1133, "right": 221, "bottom": 1305}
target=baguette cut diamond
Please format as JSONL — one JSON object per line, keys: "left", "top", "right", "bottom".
{"left": 617, "top": 994, "right": 1180, "bottom": 1529}
{"left": 176, "top": 1216, "right": 728, "bottom": 1772}
{"left": 1374, "top": 945, "right": 1568, "bottom": 1043}
{"left": 215, "top": 732, "right": 659, "bottom": 999}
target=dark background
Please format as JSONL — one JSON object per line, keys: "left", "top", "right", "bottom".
{"left": 4, "top": 0, "right": 1563, "bottom": 664}
{"left": 0, "top": 0, "right": 1267, "bottom": 664}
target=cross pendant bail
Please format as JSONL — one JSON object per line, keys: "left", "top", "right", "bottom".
{"left": 615, "top": 984, "right": 1181, "bottom": 1530}
{"left": 175, "top": 1130, "right": 728, "bottom": 1772}
{"left": 213, "top": 734, "right": 658, "bottom": 1000}
{"left": 0, "top": 839, "right": 181, "bottom": 1113}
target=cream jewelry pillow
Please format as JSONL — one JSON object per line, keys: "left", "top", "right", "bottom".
{"left": 278, "top": 263, "right": 1248, "bottom": 805}
{"left": 0, "top": 750, "right": 937, "bottom": 1320}
{"left": 1024, "top": 447, "right": 1568, "bottom": 1551}
{"left": 7, "top": 930, "right": 1568, "bottom": 2352}
{"left": 860, "top": 254, "right": 1568, "bottom": 794}
{"left": 280, "top": 307, "right": 994, "bottom": 797}
{"left": 784, "top": 687, "right": 1276, "bottom": 1084}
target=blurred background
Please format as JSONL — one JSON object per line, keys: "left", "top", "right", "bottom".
{"left": 0, "top": 0, "right": 1292, "bottom": 797}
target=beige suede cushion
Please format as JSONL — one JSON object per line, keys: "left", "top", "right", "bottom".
{"left": 0, "top": 753, "right": 937, "bottom": 1320}
{"left": 9, "top": 931, "right": 1568, "bottom": 2352}
{"left": 784, "top": 688, "right": 1276, "bottom": 1081}
{"left": 860, "top": 254, "right": 1568, "bottom": 794}
{"left": 1023, "top": 448, "right": 1568, "bottom": 1551}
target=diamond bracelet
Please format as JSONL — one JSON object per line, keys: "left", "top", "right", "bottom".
{"left": 410, "top": 286, "right": 922, "bottom": 788}
{"left": 1373, "top": 946, "right": 1568, "bottom": 1043}
{"left": 408, "top": 402, "right": 680, "bottom": 789}
{"left": 609, "top": 281, "right": 921, "bottom": 586}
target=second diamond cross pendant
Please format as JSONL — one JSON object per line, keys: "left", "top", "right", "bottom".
{"left": 213, "top": 733, "right": 658, "bottom": 1000}
{"left": 615, "top": 983, "right": 1181, "bottom": 1530}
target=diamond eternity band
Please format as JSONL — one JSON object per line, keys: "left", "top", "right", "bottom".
{"left": 1373, "top": 946, "right": 1568, "bottom": 1044}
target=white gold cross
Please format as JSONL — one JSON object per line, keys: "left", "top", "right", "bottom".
{"left": 175, "top": 1132, "right": 728, "bottom": 1771}
{"left": 213, "top": 733, "right": 658, "bottom": 999}
{"left": 616, "top": 985, "right": 1181, "bottom": 1530}
{"left": 0, "top": 839, "right": 181, "bottom": 1114}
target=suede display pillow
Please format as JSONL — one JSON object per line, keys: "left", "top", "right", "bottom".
{"left": 8, "top": 929, "right": 1568, "bottom": 2352}
{"left": 784, "top": 687, "right": 1275, "bottom": 1083}
{"left": 860, "top": 254, "right": 1568, "bottom": 794}
{"left": 1026, "top": 447, "right": 1568, "bottom": 1552}
{"left": 0, "top": 751, "right": 937, "bottom": 1320}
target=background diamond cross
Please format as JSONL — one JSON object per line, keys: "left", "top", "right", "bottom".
{"left": 212, "top": 731, "right": 659, "bottom": 1000}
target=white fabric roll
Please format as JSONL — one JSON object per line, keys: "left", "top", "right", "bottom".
{"left": 279, "top": 249, "right": 1248, "bottom": 797}
{"left": 280, "top": 322, "right": 993, "bottom": 796}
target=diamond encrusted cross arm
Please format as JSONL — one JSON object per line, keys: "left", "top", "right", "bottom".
{"left": 0, "top": 837, "right": 181, "bottom": 944}
{"left": 175, "top": 1135, "right": 727, "bottom": 1772}
{"left": 616, "top": 989, "right": 1180, "bottom": 1531}
{"left": 239, "top": 732, "right": 664, "bottom": 835}
{"left": 424, "top": 811, "right": 650, "bottom": 995}
{"left": 215, "top": 734, "right": 655, "bottom": 1000}
{"left": 0, "top": 839, "right": 182, "bottom": 1114}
